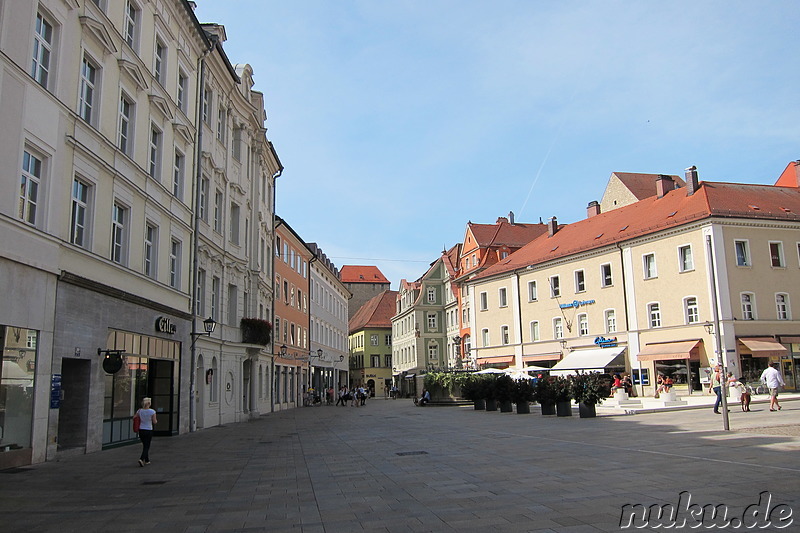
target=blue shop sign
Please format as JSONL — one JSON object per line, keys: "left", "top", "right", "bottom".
{"left": 594, "top": 336, "right": 618, "bottom": 348}
{"left": 560, "top": 299, "right": 596, "bottom": 309}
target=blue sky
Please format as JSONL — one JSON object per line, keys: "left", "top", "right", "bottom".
{"left": 194, "top": 1, "right": 800, "bottom": 288}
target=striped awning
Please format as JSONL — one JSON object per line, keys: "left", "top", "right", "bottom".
{"left": 636, "top": 340, "right": 701, "bottom": 361}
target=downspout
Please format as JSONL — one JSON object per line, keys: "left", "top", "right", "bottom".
{"left": 308, "top": 252, "right": 319, "bottom": 392}
{"left": 189, "top": 38, "right": 216, "bottom": 433}
{"left": 271, "top": 208, "right": 284, "bottom": 413}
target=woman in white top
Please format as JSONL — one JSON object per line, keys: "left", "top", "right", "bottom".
{"left": 135, "top": 397, "right": 157, "bottom": 467}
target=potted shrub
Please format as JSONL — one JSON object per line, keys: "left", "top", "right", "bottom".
{"left": 533, "top": 377, "right": 557, "bottom": 415}
{"left": 495, "top": 374, "right": 515, "bottom": 412}
{"left": 484, "top": 376, "right": 498, "bottom": 411}
{"left": 461, "top": 376, "right": 486, "bottom": 410}
{"left": 554, "top": 376, "right": 572, "bottom": 417}
{"left": 570, "top": 371, "right": 606, "bottom": 418}
{"left": 511, "top": 378, "right": 535, "bottom": 414}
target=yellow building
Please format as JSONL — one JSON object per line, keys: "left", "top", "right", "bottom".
{"left": 469, "top": 167, "right": 800, "bottom": 396}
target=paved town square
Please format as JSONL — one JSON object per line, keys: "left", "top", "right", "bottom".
{"left": 2, "top": 398, "right": 799, "bottom": 533}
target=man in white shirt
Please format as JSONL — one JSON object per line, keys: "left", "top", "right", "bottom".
{"left": 759, "top": 362, "right": 785, "bottom": 412}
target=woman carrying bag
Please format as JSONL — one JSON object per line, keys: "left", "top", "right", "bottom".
{"left": 134, "top": 397, "right": 157, "bottom": 467}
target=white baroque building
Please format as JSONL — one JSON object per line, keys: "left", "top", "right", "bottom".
{"left": 0, "top": 0, "right": 280, "bottom": 468}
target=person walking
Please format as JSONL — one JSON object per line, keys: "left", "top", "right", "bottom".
{"left": 760, "top": 362, "right": 785, "bottom": 411}
{"left": 709, "top": 365, "right": 726, "bottom": 414}
{"left": 135, "top": 397, "right": 157, "bottom": 467}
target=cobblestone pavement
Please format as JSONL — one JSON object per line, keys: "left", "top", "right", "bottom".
{"left": 1, "top": 398, "right": 799, "bottom": 532}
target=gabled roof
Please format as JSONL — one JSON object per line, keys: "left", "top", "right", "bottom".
{"left": 340, "top": 265, "right": 390, "bottom": 284}
{"left": 775, "top": 161, "right": 800, "bottom": 188}
{"left": 610, "top": 172, "right": 686, "bottom": 201}
{"left": 442, "top": 243, "right": 461, "bottom": 278}
{"left": 349, "top": 290, "right": 398, "bottom": 333}
{"left": 467, "top": 220, "right": 548, "bottom": 249}
{"left": 475, "top": 181, "right": 800, "bottom": 281}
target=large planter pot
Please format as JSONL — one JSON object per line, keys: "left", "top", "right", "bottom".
{"left": 556, "top": 400, "right": 572, "bottom": 417}
{"left": 473, "top": 399, "right": 486, "bottom": 410}
{"left": 499, "top": 400, "right": 513, "bottom": 413}
{"left": 540, "top": 402, "right": 556, "bottom": 415}
{"left": 516, "top": 401, "right": 531, "bottom": 414}
{"left": 485, "top": 399, "right": 498, "bottom": 411}
{"left": 579, "top": 402, "right": 597, "bottom": 418}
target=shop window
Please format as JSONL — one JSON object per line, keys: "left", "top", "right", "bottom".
{"left": 1, "top": 327, "right": 38, "bottom": 452}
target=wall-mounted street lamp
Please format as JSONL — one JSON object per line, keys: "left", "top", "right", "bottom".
{"left": 703, "top": 321, "right": 714, "bottom": 335}
{"left": 308, "top": 349, "right": 345, "bottom": 363}
{"left": 190, "top": 316, "right": 217, "bottom": 349}
{"left": 280, "top": 344, "right": 287, "bottom": 357}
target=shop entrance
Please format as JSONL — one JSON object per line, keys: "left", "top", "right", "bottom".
{"left": 57, "top": 358, "right": 90, "bottom": 450}
{"left": 149, "top": 359, "right": 175, "bottom": 436}
{"left": 102, "top": 330, "right": 180, "bottom": 447}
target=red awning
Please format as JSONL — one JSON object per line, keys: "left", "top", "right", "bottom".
{"left": 636, "top": 340, "right": 701, "bottom": 362}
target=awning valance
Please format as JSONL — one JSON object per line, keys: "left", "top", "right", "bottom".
{"left": 636, "top": 340, "right": 701, "bottom": 362}
{"left": 738, "top": 338, "right": 787, "bottom": 358}
{"left": 550, "top": 346, "right": 626, "bottom": 375}
{"left": 476, "top": 356, "right": 514, "bottom": 365}
{"left": 522, "top": 353, "right": 561, "bottom": 362}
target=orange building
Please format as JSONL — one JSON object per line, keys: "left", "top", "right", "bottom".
{"left": 273, "top": 217, "right": 312, "bottom": 410}
{"left": 453, "top": 214, "right": 549, "bottom": 365}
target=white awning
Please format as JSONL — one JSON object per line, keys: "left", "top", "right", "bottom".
{"left": 550, "top": 346, "right": 626, "bottom": 375}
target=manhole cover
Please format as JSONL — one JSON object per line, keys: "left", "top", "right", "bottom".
{"left": 396, "top": 451, "right": 428, "bottom": 456}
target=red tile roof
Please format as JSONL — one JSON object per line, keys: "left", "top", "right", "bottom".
{"left": 349, "top": 290, "right": 398, "bottom": 333}
{"left": 775, "top": 161, "right": 800, "bottom": 188}
{"left": 468, "top": 221, "right": 549, "bottom": 248}
{"left": 475, "top": 181, "right": 800, "bottom": 281}
{"left": 610, "top": 172, "right": 686, "bottom": 201}
{"left": 442, "top": 243, "right": 461, "bottom": 278}
{"left": 340, "top": 265, "right": 390, "bottom": 284}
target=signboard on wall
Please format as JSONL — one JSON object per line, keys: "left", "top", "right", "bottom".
{"left": 50, "top": 374, "right": 62, "bottom": 409}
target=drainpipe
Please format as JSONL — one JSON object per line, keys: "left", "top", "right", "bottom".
{"left": 189, "top": 38, "right": 216, "bottom": 433}
{"left": 271, "top": 209, "right": 284, "bottom": 412}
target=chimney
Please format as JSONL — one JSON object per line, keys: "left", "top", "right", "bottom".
{"left": 496, "top": 216, "right": 508, "bottom": 224}
{"left": 656, "top": 174, "right": 675, "bottom": 198}
{"left": 508, "top": 211, "right": 515, "bottom": 225}
{"left": 547, "top": 216, "right": 558, "bottom": 237}
{"left": 586, "top": 201, "right": 601, "bottom": 218}
{"left": 685, "top": 166, "right": 699, "bottom": 196}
